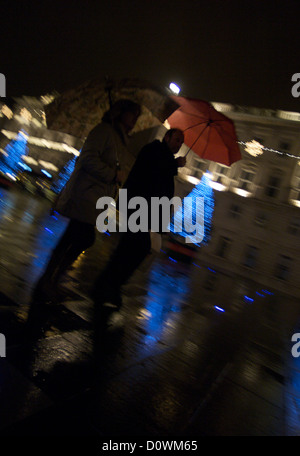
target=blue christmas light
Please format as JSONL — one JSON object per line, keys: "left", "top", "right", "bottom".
{"left": 169, "top": 172, "right": 215, "bottom": 246}
{"left": 214, "top": 305, "right": 225, "bottom": 312}
{"left": 0, "top": 130, "right": 29, "bottom": 177}
{"left": 41, "top": 169, "right": 52, "bottom": 178}
{"left": 51, "top": 154, "right": 77, "bottom": 194}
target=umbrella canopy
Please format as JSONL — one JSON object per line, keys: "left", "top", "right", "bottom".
{"left": 166, "top": 96, "right": 241, "bottom": 166}
{"left": 44, "top": 77, "right": 179, "bottom": 139}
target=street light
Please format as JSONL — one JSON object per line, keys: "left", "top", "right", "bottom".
{"left": 169, "top": 82, "right": 180, "bottom": 95}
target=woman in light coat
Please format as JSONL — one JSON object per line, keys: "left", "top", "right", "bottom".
{"left": 33, "top": 99, "right": 141, "bottom": 302}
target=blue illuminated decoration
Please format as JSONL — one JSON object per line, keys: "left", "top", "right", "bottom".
{"left": 262, "top": 289, "right": 274, "bottom": 295}
{"left": 140, "top": 262, "right": 190, "bottom": 344}
{"left": 214, "top": 305, "right": 225, "bottom": 312}
{"left": 41, "top": 169, "right": 52, "bottom": 178}
{"left": 169, "top": 172, "right": 214, "bottom": 246}
{"left": 168, "top": 256, "right": 177, "bottom": 263}
{"left": 244, "top": 295, "right": 254, "bottom": 303}
{"left": 18, "top": 162, "right": 32, "bottom": 172}
{"left": 51, "top": 154, "right": 77, "bottom": 194}
{"left": 0, "top": 130, "right": 29, "bottom": 177}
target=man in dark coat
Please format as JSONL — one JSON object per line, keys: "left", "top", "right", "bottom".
{"left": 91, "top": 128, "right": 186, "bottom": 308}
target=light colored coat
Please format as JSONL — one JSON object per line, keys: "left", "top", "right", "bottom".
{"left": 54, "top": 121, "right": 130, "bottom": 225}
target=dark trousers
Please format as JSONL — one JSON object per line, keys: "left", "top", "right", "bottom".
{"left": 36, "top": 219, "right": 96, "bottom": 290}
{"left": 92, "top": 231, "right": 151, "bottom": 302}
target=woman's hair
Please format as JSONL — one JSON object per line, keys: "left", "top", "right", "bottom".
{"left": 102, "top": 99, "right": 141, "bottom": 124}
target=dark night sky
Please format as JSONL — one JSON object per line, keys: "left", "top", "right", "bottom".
{"left": 2, "top": 0, "right": 300, "bottom": 111}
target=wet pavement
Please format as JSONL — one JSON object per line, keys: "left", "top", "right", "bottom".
{"left": 0, "top": 185, "right": 300, "bottom": 440}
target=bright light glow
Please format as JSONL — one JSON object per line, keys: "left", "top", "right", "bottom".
{"left": 1, "top": 130, "right": 80, "bottom": 156}
{"left": 214, "top": 306, "right": 225, "bottom": 312}
{"left": 209, "top": 181, "right": 226, "bottom": 191}
{"left": 22, "top": 156, "right": 38, "bottom": 165}
{"left": 290, "top": 199, "right": 300, "bottom": 208}
{"left": 211, "top": 102, "right": 233, "bottom": 112}
{"left": 163, "top": 119, "right": 171, "bottom": 129}
{"left": 232, "top": 188, "right": 251, "bottom": 198}
{"left": 0, "top": 129, "right": 29, "bottom": 177}
{"left": 1, "top": 105, "right": 13, "bottom": 119}
{"left": 39, "top": 160, "right": 58, "bottom": 171}
{"left": 181, "top": 174, "right": 200, "bottom": 185}
{"left": 20, "top": 108, "right": 32, "bottom": 122}
{"left": 245, "top": 140, "right": 264, "bottom": 157}
{"left": 5, "top": 173, "right": 16, "bottom": 181}
{"left": 41, "top": 169, "right": 52, "bottom": 178}
{"left": 277, "top": 110, "right": 300, "bottom": 122}
{"left": 169, "top": 82, "right": 181, "bottom": 94}
{"left": 18, "top": 162, "right": 32, "bottom": 172}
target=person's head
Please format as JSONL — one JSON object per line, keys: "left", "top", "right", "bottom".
{"left": 163, "top": 128, "right": 184, "bottom": 154}
{"left": 102, "top": 99, "right": 141, "bottom": 133}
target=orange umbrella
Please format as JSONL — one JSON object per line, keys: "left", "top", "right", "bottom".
{"left": 166, "top": 96, "right": 241, "bottom": 166}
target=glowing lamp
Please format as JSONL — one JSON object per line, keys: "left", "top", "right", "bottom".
{"left": 169, "top": 82, "right": 181, "bottom": 95}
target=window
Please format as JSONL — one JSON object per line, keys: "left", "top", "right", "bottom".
{"left": 216, "top": 236, "right": 231, "bottom": 258}
{"left": 265, "top": 175, "right": 281, "bottom": 198}
{"left": 213, "top": 163, "right": 229, "bottom": 184}
{"left": 254, "top": 212, "right": 269, "bottom": 227}
{"left": 274, "top": 255, "right": 292, "bottom": 280}
{"left": 229, "top": 204, "right": 241, "bottom": 218}
{"left": 291, "top": 172, "right": 300, "bottom": 202}
{"left": 243, "top": 245, "right": 258, "bottom": 268}
{"left": 237, "top": 168, "right": 256, "bottom": 192}
{"left": 287, "top": 217, "right": 300, "bottom": 236}
{"left": 190, "top": 156, "right": 207, "bottom": 178}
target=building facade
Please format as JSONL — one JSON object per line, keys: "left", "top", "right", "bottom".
{"left": 173, "top": 104, "right": 300, "bottom": 299}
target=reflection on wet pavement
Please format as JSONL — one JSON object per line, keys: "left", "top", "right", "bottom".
{"left": 0, "top": 187, "right": 300, "bottom": 436}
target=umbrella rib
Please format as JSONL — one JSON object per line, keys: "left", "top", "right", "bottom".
{"left": 184, "top": 124, "right": 209, "bottom": 157}
{"left": 183, "top": 120, "right": 209, "bottom": 132}
{"left": 201, "top": 126, "right": 212, "bottom": 159}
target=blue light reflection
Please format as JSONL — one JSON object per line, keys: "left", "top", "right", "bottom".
{"left": 140, "top": 262, "right": 190, "bottom": 343}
